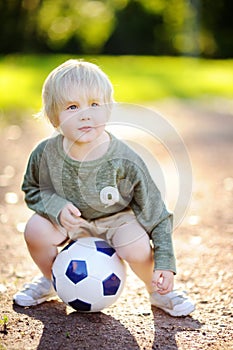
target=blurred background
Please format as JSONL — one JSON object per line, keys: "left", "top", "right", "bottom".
{"left": 0, "top": 0, "right": 233, "bottom": 123}
{"left": 1, "top": 0, "right": 232, "bottom": 57}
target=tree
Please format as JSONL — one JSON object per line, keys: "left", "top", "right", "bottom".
{"left": 0, "top": 0, "right": 232, "bottom": 57}
{"left": 200, "top": 0, "right": 233, "bottom": 57}
{"left": 104, "top": 1, "right": 165, "bottom": 55}
{"left": 0, "top": 0, "right": 39, "bottom": 52}
{"left": 36, "top": 0, "right": 116, "bottom": 53}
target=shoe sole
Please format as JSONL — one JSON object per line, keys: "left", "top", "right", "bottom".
{"left": 13, "top": 292, "right": 57, "bottom": 307}
{"left": 153, "top": 303, "right": 195, "bottom": 317}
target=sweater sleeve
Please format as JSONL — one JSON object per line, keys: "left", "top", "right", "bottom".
{"left": 127, "top": 157, "right": 176, "bottom": 274}
{"left": 150, "top": 209, "right": 176, "bottom": 274}
{"left": 22, "top": 141, "right": 69, "bottom": 224}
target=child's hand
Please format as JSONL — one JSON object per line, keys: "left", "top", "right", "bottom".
{"left": 59, "top": 203, "right": 84, "bottom": 235}
{"left": 152, "top": 270, "right": 174, "bottom": 295}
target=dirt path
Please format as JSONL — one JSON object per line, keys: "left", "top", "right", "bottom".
{"left": 0, "top": 99, "right": 232, "bottom": 350}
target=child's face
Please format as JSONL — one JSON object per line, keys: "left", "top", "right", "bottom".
{"left": 58, "top": 94, "right": 111, "bottom": 144}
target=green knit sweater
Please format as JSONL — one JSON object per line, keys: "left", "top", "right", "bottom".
{"left": 22, "top": 133, "right": 176, "bottom": 273}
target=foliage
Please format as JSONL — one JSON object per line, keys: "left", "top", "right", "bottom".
{"left": 37, "top": 0, "right": 116, "bottom": 52}
{"left": 0, "top": 0, "right": 232, "bottom": 57}
{"left": 0, "top": 315, "right": 8, "bottom": 335}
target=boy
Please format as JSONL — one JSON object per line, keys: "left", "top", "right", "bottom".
{"left": 13, "top": 59, "right": 195, "bottom": 316}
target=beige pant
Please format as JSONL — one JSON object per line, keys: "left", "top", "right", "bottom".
{"left": 62, "top": 210, "right": 148, "bottom": 249}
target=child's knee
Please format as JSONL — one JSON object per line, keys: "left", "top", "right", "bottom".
{"left": 24, "top": 214, "right": 49, "bottom": 244}
{"left": 116, "top": 238, "right": 152, "bottom": 263}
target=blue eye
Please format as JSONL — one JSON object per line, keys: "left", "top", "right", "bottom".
{"left": 91, "top": 102, "right": 100, "bottom": 107}
{"left": 67, "top": 105, "right": 78, "bottom": 110}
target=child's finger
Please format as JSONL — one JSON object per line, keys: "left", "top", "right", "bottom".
{"left": 67, "top": 203, "right": 81, "bottom": 217}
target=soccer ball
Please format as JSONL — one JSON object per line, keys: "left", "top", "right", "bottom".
{"left": 52, "top": 237, "right": 126, "bottom": 312}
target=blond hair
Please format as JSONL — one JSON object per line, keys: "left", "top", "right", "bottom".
{"left": 39, "top": 59, "right": 114, "bottom": 127}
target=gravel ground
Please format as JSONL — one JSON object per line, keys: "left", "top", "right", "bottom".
{"left": 0, "top": 99, "right": 232, "bottom": 350}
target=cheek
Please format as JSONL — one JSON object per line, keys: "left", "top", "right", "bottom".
{"left": 97, "top": 108, "right": 111, "bottom": 123}
{"left": 59, "top": 119, "right": 68, "bottom": 132}
{"left": 59, "top": 113, "right": 76, "bottom": 128}
{"left": 58, "top": 120, "right": 76, "bottom": 137}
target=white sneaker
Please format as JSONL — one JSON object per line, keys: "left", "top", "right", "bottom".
{"left": 150, "top": 290, "right": 195, "bottom": 317}
{"left": 13, "top": 276, "right": 56, "bottom": 307}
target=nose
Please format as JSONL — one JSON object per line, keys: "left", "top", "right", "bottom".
{"left": 79, "top": 106, "right": 92, "bottom": 121}
{"left": 80, "top": 114, "right": 90, "bottom": 121}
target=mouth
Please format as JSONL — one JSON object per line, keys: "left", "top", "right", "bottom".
{"left": 78, "top": 126, "right": 93, "bottom": 132}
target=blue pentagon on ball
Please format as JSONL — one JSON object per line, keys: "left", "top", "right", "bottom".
{"left": 95, "top": 240, "right": 115, "bottom": 256}
{"left": 65, "top": 260, "right": 87, "bottom": 284}
{"left": 103, "top": 273, "right": 121, "bottom": 295}
{"left": 69, "top": 298, "right": 91, "bottom": 312}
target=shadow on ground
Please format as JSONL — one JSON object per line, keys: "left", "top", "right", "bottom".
{"left": 12, "top": 299, "right": 203, "bottom": 350}
{"left": 14, "top": 301, "right": 141, "bottom": 350}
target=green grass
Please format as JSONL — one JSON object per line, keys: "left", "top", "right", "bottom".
{"left": 0, "top": 54, "right": 233, "bottom": 123}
